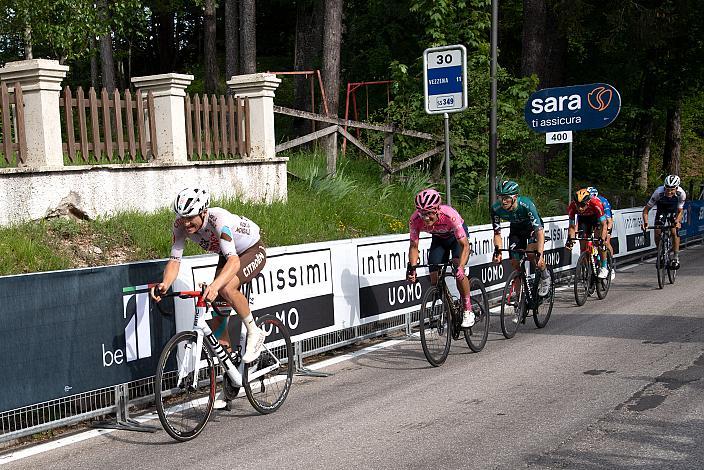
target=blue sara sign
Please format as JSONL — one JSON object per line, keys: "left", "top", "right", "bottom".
{"left": 524, "top": 83, "right": 621, "bottom": 133}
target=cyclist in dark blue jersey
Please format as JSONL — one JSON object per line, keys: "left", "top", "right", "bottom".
{"left": 641, "top": 175, "right": 686, "bottom": 269}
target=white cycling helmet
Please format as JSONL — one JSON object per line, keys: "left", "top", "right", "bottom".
{"left": 664, "top": 175, "right": 680, "bottom": 188}
{"left": 586, "top": 186, "right": 599, "bottom": 197}
{"left": 173, "top": 188, "right": 210, "bottom": 217}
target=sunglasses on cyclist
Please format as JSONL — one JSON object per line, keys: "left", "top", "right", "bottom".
{"left": 576, "top": 201, "right": 588, "bottom": 209}
{"left": 419, "top": 209, "right": 437, "bottom": 218}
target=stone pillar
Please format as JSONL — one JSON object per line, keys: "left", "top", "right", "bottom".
{"left": 131, "top": 73, "right": 193, "bottom": 163}
{"left": 0, "top": 59, "right": 68, "bottom": 168}
{"left": 226, "top": 73, "right": 281, "bottom": 158}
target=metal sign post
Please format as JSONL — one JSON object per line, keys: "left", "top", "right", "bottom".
{"left": 423, "top": 44, "right": 468, "bottom": 206}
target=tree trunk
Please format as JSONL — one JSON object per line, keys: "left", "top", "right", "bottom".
{"left": 321, "top": 0, "right": 343, "bottom": 116}
{"left": 293, "top": 0, "right": 323, "bottom": 136}
{"left": 240, "top": 0, "right": 256, "bottom": 74}
{"left": 97, "top": 0, "right": 116, "bottom": 93}
{"left": 634, "top": 70, "right": 656, "bottom": 191}
{"left": 521, "top": 0, "right": 567, "bottom": 176}
{"left": 225, "top": 0, "right": 240, "bottom": 83}
{"left": 23, "top": 24, "right": 32, "bottom": 59}
{"left": 635, "top": 111, "right": 654, "bottom": 191}
{"left": 321, "top": 0, "right": 343, "bottom": 172}
{"left": 204, "top": 0, "right": 219, "bottom": 94}
{"left": 663, "top": 100, "right": 682, "bottom": 176}
{"left": 90, "top": 36, "right": 99, "bottom": 89}
{"left": 156, "top": 11, "right": 176, "bottom": 73}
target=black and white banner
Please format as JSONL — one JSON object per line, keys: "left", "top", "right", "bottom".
{"left": 3, "top": 205, "right": 703, "bottom": 413}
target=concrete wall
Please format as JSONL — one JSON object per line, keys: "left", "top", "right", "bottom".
{"left": 0, "top": 60, "right": 288, "bottom": 226}
{"left": 0, "top": 158, "right": 288, "bottom": 224}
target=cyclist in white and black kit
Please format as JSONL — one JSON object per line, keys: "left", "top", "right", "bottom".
{"left": 641, "top": 175, "right": 686, "bottom": 269}
{"left": 151, "top": 188, "right": 268, "bottom": 366}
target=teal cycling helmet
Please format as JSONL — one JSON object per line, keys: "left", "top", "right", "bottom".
{"left": 496, "top": 180, "right": 520, "bottom": 196}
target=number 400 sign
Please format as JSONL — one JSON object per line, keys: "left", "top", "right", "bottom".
{"left": 423, "top": 45, "right": 468, "bottom": 115}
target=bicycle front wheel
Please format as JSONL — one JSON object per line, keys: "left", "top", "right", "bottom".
{"left": 419, "top": 285, "right": 452, "bottom": 366}
{"left": 574, "top": 252, "right": 590, "bottom": 306}
{"left": 155, "top": 331, "right": 216, "bottom": 442}
{"left": 464, "top": 277, "right": 489, "bottom": 352}
{"left": 656, "top": 237, "right": 666, "bottom": 289}
{"left": 243, "top": 315, "right": 294, "bottom": 414}
{"left": 666, "top": 236, "right": 677, "bottom": 284}
{"left": 533, "top": 267, "right": 554, "bottom": 328}
{"left": 500, "top": 270, "right": 524, "bottom": 339}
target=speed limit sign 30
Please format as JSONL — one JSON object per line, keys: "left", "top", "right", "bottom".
{"left": 423, "top": 45, "right": 468, "bottom": 115}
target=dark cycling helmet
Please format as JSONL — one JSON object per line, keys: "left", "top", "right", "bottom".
{"left": 664, "top": 174, "right": 680, "bottom": 188}
{"left": 173, "top": 188, "right": 210, "bottom": 217}
{"left": 415, "top": 188, "right": 441, "bottom": 211}
{"left": 496, "top": 180, "right": 520, "bottom": 196}
{"left": 587, "top": 186, "right": 599, "bottom": 197}
{"left": 574, "top": 188, "right": 591, "bottom": 205}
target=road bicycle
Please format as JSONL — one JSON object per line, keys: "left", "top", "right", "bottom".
{"left": 414, "top": 261, "right": 490, "bottom": 367}
{"left": 151, "top": 284, "right": 294, "bottom": 441}
{"left": 643, "top": 222, "right": 678, "bottom": 289}
{"left": 498, "top": 249, "right": 555, "bottom": 339}
{"left": 568, "top": 234, "right": 613, "bottom": 306}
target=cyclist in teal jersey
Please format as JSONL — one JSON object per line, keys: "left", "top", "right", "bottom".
{"left": 490, "top": 180, "right": 551, "bottom": 296}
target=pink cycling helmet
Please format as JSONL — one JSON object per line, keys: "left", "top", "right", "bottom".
{"left": 415, "top": 189, "right": 442, "bottom": 211}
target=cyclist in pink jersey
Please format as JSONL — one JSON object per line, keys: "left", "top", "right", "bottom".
{"left": 406, "top": 189, "right": 476, "bottom": 328}
{"left": 150, "top": 188, "right": 267, "bottom": 368}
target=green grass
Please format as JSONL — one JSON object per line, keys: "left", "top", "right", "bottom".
{"left": 0, "top": 150, "right": 589, "bottom": 276}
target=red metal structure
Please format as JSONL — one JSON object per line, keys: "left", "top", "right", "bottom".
{"left": 343, "top": 80, "right": 392, "bottom": 154}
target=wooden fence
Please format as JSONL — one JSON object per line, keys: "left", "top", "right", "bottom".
{"left": 274, "top": 106, "right": 444, "bottom": 177}
{"left": 0, "top": 82, "right": 26, "bottom": 166}
{"left": 185, "top": 94, "right": 250, "bottom": 160}
{"left": 60, "top": 87, "right": 157, "bottom": 163}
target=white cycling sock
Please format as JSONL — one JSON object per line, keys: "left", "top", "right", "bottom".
{"left": 243, "top": 314, "right": 258, "bottom": 333}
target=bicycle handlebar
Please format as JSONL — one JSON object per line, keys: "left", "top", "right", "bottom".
{"left": 149, "top": 284, "right": 229, "bottom": 317}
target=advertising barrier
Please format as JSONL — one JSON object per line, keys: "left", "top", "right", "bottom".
{"left": 2, "top": 204, "right": 703, "bottom": 416}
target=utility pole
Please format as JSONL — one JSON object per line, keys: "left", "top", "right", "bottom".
{"left": 489, "top": 0, "right": 498, "bottom": 203}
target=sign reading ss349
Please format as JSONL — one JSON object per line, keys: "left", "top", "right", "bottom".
{"left": 423, "top": 44, "right": 468, "bottom": 114}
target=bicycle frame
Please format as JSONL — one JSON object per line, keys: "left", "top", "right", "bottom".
{"left": 416, "top": 261, "right": 460, "bottom": 324}
{"left": 156, "top": 288, "right": 282, "bottom": 392}
{"left": 499, "top": 248, "right": 540, "bottom": 310}
{"left": 571, "top": 236, "right": 603, "bottom": 278}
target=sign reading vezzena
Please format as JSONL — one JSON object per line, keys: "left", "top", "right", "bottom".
{"left": 524, "top": 83, "right": 621, "bottom": 133}
{"left": 423, "top": 44, "right": 468, "bottom": 114}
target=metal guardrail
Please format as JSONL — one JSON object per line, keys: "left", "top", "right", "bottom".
{"left": 2, "top": 234, "right": 702, "bottom": 444}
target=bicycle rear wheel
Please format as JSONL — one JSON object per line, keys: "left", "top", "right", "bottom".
{"left": 574, "top": 252, "right": 590, "bottom": 306}
{"left": 419, "top": 286, "right": 452, "bottom": 366}
{"left": 533, "top": 267, "right": 554, "bottom": 328}
{"left": 244, "top": 315, "right": 294, "bottom": 414}
{"left": 155, "top": 331, "right": 216, "bottom": 442}
{"left": 464, "top": 277, "right": 489, "bottom": 352}
{"left": 656, "top": 237, "right": 666, "bottom": 289}
{"left": 500, "top": 270, "right": 524, "bottom": 339}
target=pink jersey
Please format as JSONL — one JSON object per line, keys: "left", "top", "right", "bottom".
{"left": 409, "top": 205, "right": 467, "bottom": 242}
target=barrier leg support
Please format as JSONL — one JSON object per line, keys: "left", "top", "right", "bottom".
{"left": 91, "top": 384, "right": 158, "bottom": 433}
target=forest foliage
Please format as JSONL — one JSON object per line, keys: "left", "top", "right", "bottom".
{"left": 0, "top": 0, "right": 702, "bottom": 200}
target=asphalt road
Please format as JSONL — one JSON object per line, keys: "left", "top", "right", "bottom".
{"left": 3, "top": 244, "right": 704, "bottom": 469}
